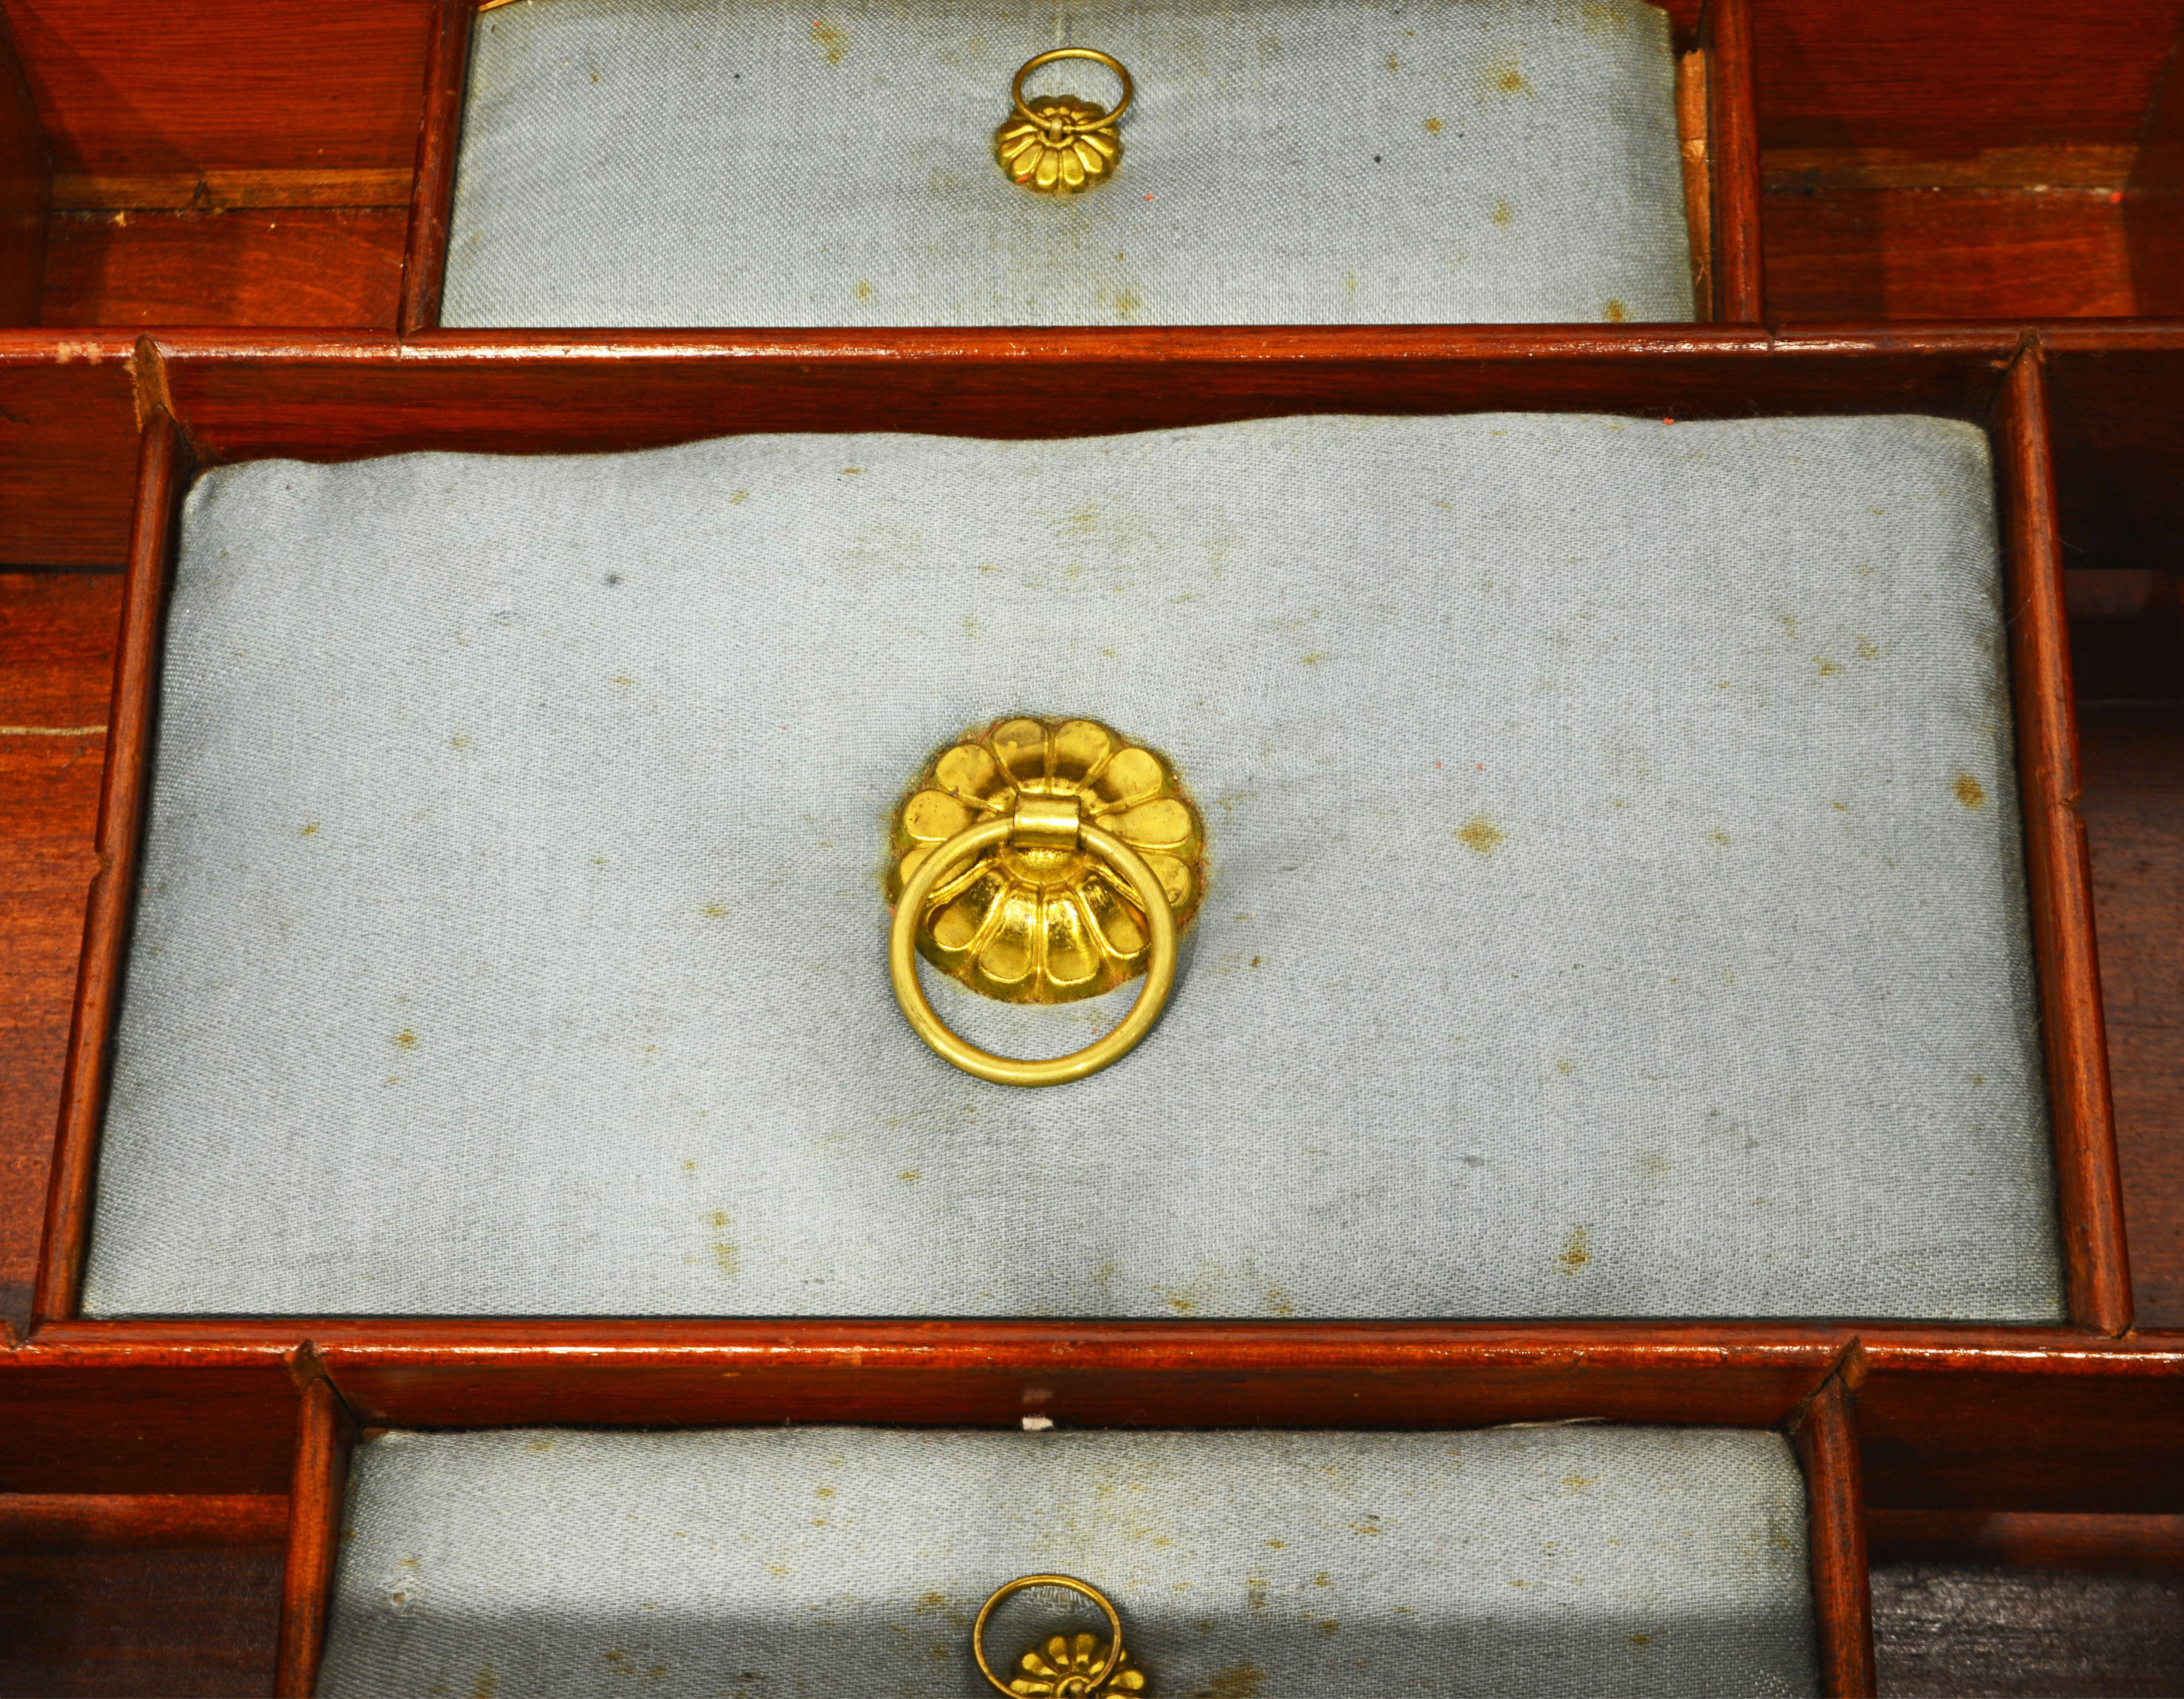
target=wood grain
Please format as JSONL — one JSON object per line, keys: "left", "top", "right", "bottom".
{"left": 1995, "top": 347, "right": 2130, "bottom": 1336}
{"left": 42, "top": 208, "right": 407, "bottom": 330}
{"left": 1702, "top": 0, "right": 1763, "bottom": 321}
{"left": 398, "top": 0, "right": 473, "bottom": 336}
{"left": 0, "top": 0, "right": 433, "bottom": 178}
{"left": 2078, "top": 705, "right": 2184, "bottom": 1329}
{"left": 0, "top": 1543, "right": 284, "bottom": 1698}
{"left": 0, "top": 573, "right": 116, "bottom": 1336}
{"left": 0, "top": 10, "right": 47, "bottom": 326}
{"left": 2125, "top": 11, "right": 2184, "bottom": 315}
{"left": 1765, "top": 189, "right": 2139, "bottom": 321}
{"left": 0, "top": 1494, "right": 290, "bottom": 1551}
{"left": 1675, "top": 49, "right": 1714, "bottom": 318}
{"left": 0, "top": 333, "right": 139, "bottom": 566}
{"left": 1870, "top": 1563, "right": 2184, "bottom": 1697}
{"left": 1853, "top": 1338, "right": 2184, "bottom": 1516}
{"left": 33, "top": 412, "right": 189, "bottom": 1326}
{"left": 51, "top": 169, "right": 412, "bottom": 212}
{"left": 2043, "top": 333, "right": 2184, "bottom": 577}
{"left": 0, "top": 1359, "right": 298, "bottom": 1497}
{"left": 1749, "top": 0, "right": 2184, "bottom": 155}
{"left": 1868, "top": 1510, "right": 2184, "bottom": 1574}
{"left": 273, "top": 1377, "right": 352, "bottom": 1699}
{"left": 1796, "top": 1377, "right": 1877, "bottom": 1698}
{"left": 144, "top": 327, "right": 2022, "bottom": 470}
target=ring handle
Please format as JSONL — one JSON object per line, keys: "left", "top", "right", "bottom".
{"left": 889, "top": 814, "right": 1176, "bottom": 1087}
{"left": 1011, "top": 47, "right": 1135, "bottom": 127}
{"left": 972, "top": 1574, "right": 1126, "bottom": 1696}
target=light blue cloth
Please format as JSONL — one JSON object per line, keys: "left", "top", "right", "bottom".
{"left": 441, "top": 0, "right": 1695, "bottom": 325}
{"left": 319, "top": 1424, "right": 1821, "bottom": 1697}
{"left": 83, "top": 413, "right": 2061, "bottom": 1320}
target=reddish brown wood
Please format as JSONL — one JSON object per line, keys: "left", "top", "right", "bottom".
{"left": 1701, "top": 0, "right": 1762, "bottom": 321}
{"left": 0, "top": 1543, "right": 285, "bottom": 1697}
{"left": 1853, "top": 1335, "right": 2184, "bottom": 1516}
{"left": 2126, "top": 13, "right": 2184, "bottom": 313}
{"left": 1675, "top": 49, "right": 1714, "bottom": 319}
{"left": 6, "top": 1327, "right": 2179, "bottom": 1518}
{"left": 41, "top": 207, "right": 406, "bottom": 329}
{"left": 274, "top": 1377, "right": 352, "bottom": 1699}
{"left": 0, "top": 1493, "right": 290, "bottom": 1550}
{"left": 0, "top": 332, "right": 141, "bottom": 565}
{"left": 0, "top": 573, "right": 116, "bottom": 1335}
{"left": 0, "top": 0, "right": 433, "bottom": 180}
{"left": 1766, "top": 189, "right": 2140, "bottom": 322}
{"left": 1868, "top": 1509, "right": 2184, "bottom": 1574}
{"left": 1795, "top": 1378, "right": 1877, "bottom": 1698}
{"left": 0, "top": 9, "right": 48, "bottom": 325}
{"left": 137, "top": 327, "right": 2024, "bottom": 471}
{"left": 32, "top": 409, "right": 189, "bottom": 1326}
{"left": 1995, "top": 346, "right": 2132, "bottom": 1337}
{"left": 398, "top": 0, "right": 472, "bottom": 336}
{"left": 1751, "top": 0, "right": 2184, "bottom": 157}
{"left": 2077, "top": 705, "right": 2184, "bottom": 1329}
{"left": 0, "top": 1358, "right": 299, "bottom": 1496}
{"left": 2043, "top": 331, "right": 2184, "bottom": 576}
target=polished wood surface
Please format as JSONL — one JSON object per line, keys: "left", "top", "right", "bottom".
{"left": 1996, "top": 348, "right": 2130, "bottom": 1335}
{"left": 1703, "top": 0, "right": 1764, "bottom": 321}
{"left": 41, "top": 209, "right": 406, "bottom": 330}
{"left": 396, "top": 0, "right": 472, "bottom": 336}
{"left": 1869, "top": 1510, "right": 2184, "bottom": 1574}
{"left": 1799, "top": 1377, "right": 1878, "bottom": 1699}
{"left": 2079, "top": 705, "right": 2184, "bottom": 1329}
{"left": 0, "top": 1494, "right": 290, "bottom": 1551}
{"left": 0, "top": 2, "right": 2178, "bottom": 1689}
{"left": 0, "top": 11, "right": 47, "bottom": 326}
{"left": 272, "top": 1379, "right": 351, "bottom": 1699}
{"left": 33, "top": 412, "right": 186, "bottom": 1326}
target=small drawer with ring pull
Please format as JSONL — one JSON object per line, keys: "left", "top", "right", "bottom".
{"left": 314, "top": 1422, "right": 1831, "bottom": 1697}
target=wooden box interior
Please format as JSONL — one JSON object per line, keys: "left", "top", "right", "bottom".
{"left": 0, "top": 2, "right": 2178, "bottom": 1695}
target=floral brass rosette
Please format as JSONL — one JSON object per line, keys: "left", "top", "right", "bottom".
{"left": 1009, "top": 1632, "right": 1149, "bottom": 1696}
{"left": 995, "top": 94, "right": 1122, "bottom": 193}
{"left": 887, "top": 717, "right": 1203, "bottom": 1005}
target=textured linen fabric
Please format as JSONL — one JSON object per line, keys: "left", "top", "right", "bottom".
{"left": 82, "top": 412, "right": 2063, "bottom": 1319}
{"left": 440, "top": 0, "right": 1694, "bottom": 327}
{"left": 318, "top": 1424, "right": 1820, "bottom": 1697}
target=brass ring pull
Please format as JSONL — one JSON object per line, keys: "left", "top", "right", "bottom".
{"left": 889, "top": 800, "right": 1177, "bottom": 1087}
{"left": 996, "top": 48, "right": 1133, "bottom": 193}
{"left": 973, "top": 1574, "right": 1146, "bottom": 1696}
{"left": 1010, "top": 47, "right": 1135, "bottom": 127}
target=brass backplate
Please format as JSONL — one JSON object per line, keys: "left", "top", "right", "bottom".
{"left": 887, "top": 716, "right": 1204, "bottom": 1005}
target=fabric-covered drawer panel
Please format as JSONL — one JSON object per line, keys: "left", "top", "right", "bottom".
{"left": 82, "top": 411, "right": 2060, "bottom": 1319}
{"left": 318, "top": 1424, "right": 1820, "bottom": 1696}
{"left": 440, "top": 0, "right": 1695, "bottom": 327}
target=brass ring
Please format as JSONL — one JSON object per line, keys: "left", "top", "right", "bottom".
{"left": 1010, "top": 47, "right": 1134, "bottom": 128}
{"left": 972, "top": 1574, "right": 1126, "bottom": 1697}
{"left": 889, "top": 816, "right": 1176, "bottom": 1088}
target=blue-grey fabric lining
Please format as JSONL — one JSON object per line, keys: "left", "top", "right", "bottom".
{"left": 81, "top": 412, "right": 2062, "bottom": 1319}
{"left": 318, "top": 1424, "right": 1820, "bottom": 1697}
{"left": 440, "top": 0, "right": 1695, "bottom": 326}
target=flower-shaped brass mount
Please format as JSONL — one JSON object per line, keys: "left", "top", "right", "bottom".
{"left": 996, "top": 48, "right": 1132, "bottom": 193}
{"left": 974, "top": 1575, "right": 1149, "bottom": 1696}
{"left": 886, "top": 717, "right": 1203, "bottom": 1087}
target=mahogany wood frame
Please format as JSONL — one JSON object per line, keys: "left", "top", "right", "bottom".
{"left": 386, "top": 0, "right": 1760, "bottom": 333}
{"left": 1, "top": 1338, "right": 1885, "bottom": 1699}
{"left": 273, "top": 1374, "right": 355, "bottom": 1699}
{"left": 14, "top": 327, "right": 2170, "bottom": 1699}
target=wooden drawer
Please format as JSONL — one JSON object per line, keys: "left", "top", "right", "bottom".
{"left": 0, "top": 2, "right": 2179, "bottom": 1695}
